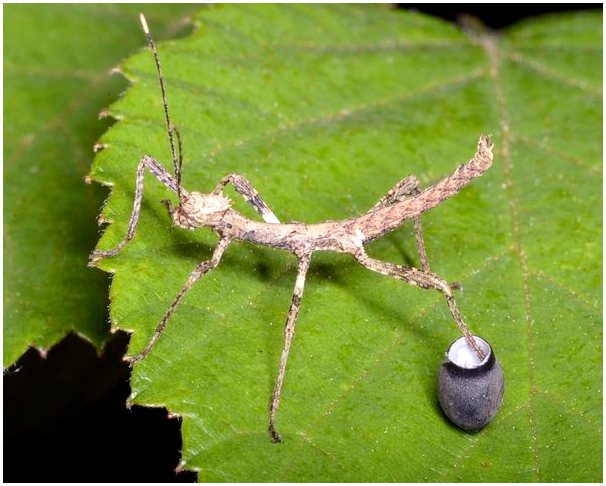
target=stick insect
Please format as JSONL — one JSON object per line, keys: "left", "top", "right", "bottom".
{"left": 90, "top": 14, "right": 494, "bottom": 443}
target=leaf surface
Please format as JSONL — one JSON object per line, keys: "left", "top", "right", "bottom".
{"left": 4, "top": 4, "right": 200, "bottom": 366}
{"left": 90, "top": 6, "right": 602, "bottom": 481}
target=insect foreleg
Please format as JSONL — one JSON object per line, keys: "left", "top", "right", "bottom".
{"left": 125, "top": 236, "right": 231, "bottom": 365}
{"left": 268, "top": 253, "right": 312, "bottom": 443}
{"left": 88, "top": 155, "right": 184, "bottom": 266}
{"left": 353, "top": 249, "right": 485, "bottom": 360}
{"left": 213, "top": 173, "right": 280, "bottom": 224}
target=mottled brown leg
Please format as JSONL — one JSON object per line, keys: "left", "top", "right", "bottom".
{"left": 371, "top": 175, "right": 420, "bottom": 211}
{"left": 354, "top": 249, "right": 485, "bottom": 360}
{"left": 269, "top": 253, "right": 312, "bottom": 443}
{"left": 372, "top": 175, "right": 430, "bottom": 271}
{"left": 88, "top": 155, "right": 184, "bottom": 266}
{"left": 400, "top": 178, "right": 430, "bottom": 272}
{"left": 213, "top": 173, "right": 280, "bottom": 224}
{"left": 412, "top": 216, "right": 430, "bottom": 272}
{"left": 125, "top": 237, "right": 231, "bottom": 365}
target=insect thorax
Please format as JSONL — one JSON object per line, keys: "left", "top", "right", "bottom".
{"left": 171, "top": 192, "right": 232, "bottom": 230}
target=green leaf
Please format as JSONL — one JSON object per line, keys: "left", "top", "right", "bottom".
{"left": 90, "top": 6, "right": 602, "bottom": 481}
{"left": 4, "top": 4, "right": 200, "bottom": 367}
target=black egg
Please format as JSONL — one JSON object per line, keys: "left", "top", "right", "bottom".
{"left": 438, "top": 335, "right": 504, "bottom": 431}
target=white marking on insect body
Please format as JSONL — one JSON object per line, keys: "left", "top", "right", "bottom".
{"left": 262, "top": 211, "right": 280, "bottom": 224}
{"left": 354, "top": 228, "right": 366, "bottom": 247}
{"left": 294, "top": 269, "right": 306, "bottom": 293}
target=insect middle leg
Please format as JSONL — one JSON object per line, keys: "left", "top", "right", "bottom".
{"left": 125, "top": 236, "right": 231, "bottom": 365}
{"left": 353, "top": 249, "right": 485, "bottom": 360}
{"left": 88, "top": 155, "right": 185, "bottom": 266}
{"left": 268, "top": 253, "right": 312, "bottom": 443}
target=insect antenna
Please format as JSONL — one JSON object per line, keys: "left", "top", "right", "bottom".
{"left": 139, "top": 13, "right": 183, "bottom": 201}
{"left": 174, "top": 126, "right": 183, "bottom": 182}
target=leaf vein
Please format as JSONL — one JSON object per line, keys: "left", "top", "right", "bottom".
{"left": 481, "top": 32, "right": 541, "bottom": 481}
{"left": 505, "top": 49, "right": 602, "bottom": 97}
{"left": 202, "top": 68, "right": 487, "bottom": 161}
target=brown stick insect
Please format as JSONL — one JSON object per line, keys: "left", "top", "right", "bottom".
{"left": 90, "top": 14, "right": 494, "bottom": 443}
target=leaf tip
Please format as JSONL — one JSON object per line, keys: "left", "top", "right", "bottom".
{"left": 93, "top": 142, "right": 107, "bottom": 154}
{"left": 37, "top": 346, "right": 49, "bottom": 359}
{"left": 98, "top": 109, "right": 111, "bottom": 120}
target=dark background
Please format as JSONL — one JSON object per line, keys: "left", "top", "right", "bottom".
{"left": 406, "top": 3, "right": 600, "bottom": 29}
{"left": 4, "top": 4, "right": 601, "bottom": 483}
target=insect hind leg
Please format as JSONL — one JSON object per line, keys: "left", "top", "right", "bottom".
{"left": 372, "top": 175, "right": 430, "bottom": 271}
{"left": 371, "top": 175, "right": 420, "bottom": 210}
{"left": 353, "top": 249, "right": 485, "bottom": 361}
